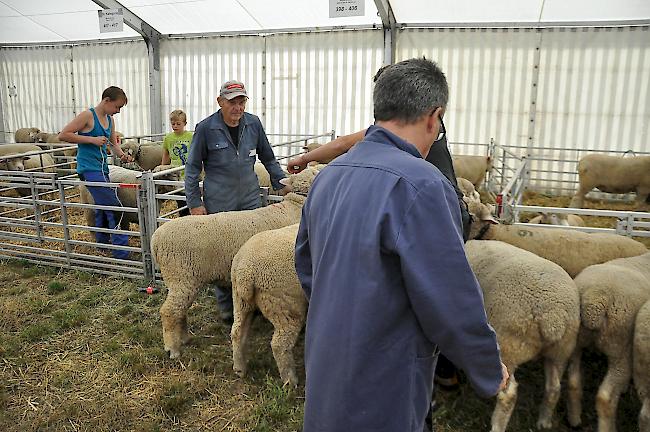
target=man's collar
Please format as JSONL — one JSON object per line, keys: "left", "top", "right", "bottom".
{"left": 364, "top": 125, "right": 423, "bottom": 159}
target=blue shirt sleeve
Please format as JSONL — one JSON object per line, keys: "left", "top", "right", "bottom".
{"left": 295, "top": 204, "right": 313, "bottom": 300}
{"left": 184, "top": 123, "right": 207, "bottom": 209}
{"left": 253, "top": 116, "right": 287, "bottom": 190}
{"left": 394, "top": 178, "right": 503, "bottom": 398}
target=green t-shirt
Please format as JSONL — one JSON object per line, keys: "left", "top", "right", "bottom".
{"left": 163, "top": 130, "right": 193, "bottom": 177}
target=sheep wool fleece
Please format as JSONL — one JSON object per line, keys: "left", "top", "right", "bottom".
{"left": 295, "top": 125, "right": 503, "bottom": 432}
{"left": 184, "top": 110, "right": 286, "bottom": 214}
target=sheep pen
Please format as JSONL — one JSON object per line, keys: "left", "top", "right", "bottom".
{"left": 0, "top": 258, "right": 643, "bottom": 431}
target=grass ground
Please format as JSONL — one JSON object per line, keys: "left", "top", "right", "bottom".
{"left": 0, "top": 259, "right": 643, "bottom": 431}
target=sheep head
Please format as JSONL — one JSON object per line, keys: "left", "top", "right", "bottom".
{"left": 279, "top": 165, "right": 323, "bottom": 196}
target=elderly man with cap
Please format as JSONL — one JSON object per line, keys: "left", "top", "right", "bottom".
{"left": 184, "top": 79, "right": 289, "bottom": 322}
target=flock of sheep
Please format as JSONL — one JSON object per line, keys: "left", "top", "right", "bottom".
{"left": 5, "top": 127, "right": 650, "bottom": 431}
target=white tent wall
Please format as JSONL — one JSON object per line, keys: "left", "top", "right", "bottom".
{"left": 532, "top": 26, "right": 650, "bottom": 194}
{"left": 160, "top": 36, "right": 265, "bottom": 136}
{"left": 71, "top": 41, "right": 150, "bottom": 137}
{"left": 398, "top": 25, "right": 650, "bottom": 194}
{"left": 264, "top": 30, "right": 383, "bottom": 157}
{"left": 0, "top": 46, "right": 75, "bottom": 140}
{"left": 398, "top": 28, "right": 537, "bottom": 154}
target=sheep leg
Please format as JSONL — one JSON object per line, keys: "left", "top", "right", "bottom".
{"left": 270, "top": 321, "right": 303, "bottom": 388}
{"left": 231, "top": 300, "right": 255, "bottom": 378}
{"left": 491, "top": 370, "right": 518, "bottom": 432}
{"left": 635, "top": 186, "right": 650, "bottom": 211}
{"left": 566, "top": 348, "right": 583, "bottom": 427}
{"left": 595, "top": 356, "right": 632, "bottom": 432}
{"left": 569, "top": 184, "right": 591, "bottom": 208}
{"left": 639, "top": 398, "right": 650, "bottom": 432}
{"left": 537, "top": 357, "right": 567, "bottom": 429}
{"left": 160, "top": 280, "right": 200, "bottom": 359}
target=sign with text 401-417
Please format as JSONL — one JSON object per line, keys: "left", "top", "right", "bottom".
{"left": 329, "top": 0, "right": 364, "bottom": 18}
{"left": 98, "top": 8, "right": 124, "bottom": 33}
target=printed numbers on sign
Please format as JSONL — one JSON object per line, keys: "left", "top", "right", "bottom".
{"left": 336, "top": 5, "right": 358, "bottom": 11}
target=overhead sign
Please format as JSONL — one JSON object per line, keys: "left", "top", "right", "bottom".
{"left": 329, "top": 0, "right": 364, "bottom": 18}
{"left": 98, "top": 8, "right": 124, "bottom": 33}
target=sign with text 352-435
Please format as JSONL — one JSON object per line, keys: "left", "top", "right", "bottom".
{"left": 329, "top": 0, "right": 364, "bottom": 18}
{"left": 98, "top": 8, "right": 124, "bottom": 33}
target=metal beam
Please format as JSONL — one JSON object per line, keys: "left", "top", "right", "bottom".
{"left": 400, "top": 19, "right": 650, "bottom": 29}
{"left": 374, "top": 0, "right": 396, "bottom": 65}
{"left": 92, "top": 0, "right": 163, "bottom": 134}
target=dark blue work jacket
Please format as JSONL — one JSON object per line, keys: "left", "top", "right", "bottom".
{"left": 184, "top": 110, "right": 286, "bottom": 214}
{"left": 295, "top": 125, "right": 502, "bottom": 432}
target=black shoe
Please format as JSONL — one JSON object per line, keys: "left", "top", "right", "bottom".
{"left": 434, "top": 372, "right": 460, "bottom": 391}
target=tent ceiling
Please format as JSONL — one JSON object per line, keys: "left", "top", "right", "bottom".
{"left": 0, "top": 0, "right": 649, "bottom": 44}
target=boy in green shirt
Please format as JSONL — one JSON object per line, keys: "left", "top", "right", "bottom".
{"left": 162, "top": 109, "right": 193, "bottom": 216}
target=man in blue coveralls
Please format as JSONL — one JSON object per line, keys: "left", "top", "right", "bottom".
{"left": 295, "top": 58, "right": 509, "bottom": 432}
{"left": 184, "top": 80, "right": 289, "bottom": 323}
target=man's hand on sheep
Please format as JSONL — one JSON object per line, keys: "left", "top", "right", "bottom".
{"left": 278, "top": 185, "right": 292, "bottom": 196}
{"left": 287, "top": 155, "right": 307, "bottom": 174}
{"left": 190, "top": 206, "right": 207, "bottom": 216}
{"left": 118, "top": 152, "right": 134, "bottom": 163}
{"left": 498, "top": 362, "right": 509, "bottom": 392}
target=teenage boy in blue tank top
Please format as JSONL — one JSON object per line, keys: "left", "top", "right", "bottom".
{"left": 59, "top": 86, "right": 134, "bottom": 260}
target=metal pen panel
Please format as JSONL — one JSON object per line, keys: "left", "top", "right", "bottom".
{"left": 0, "top": 46, "right": 74, "bottom": 140}
{"left": 71, "top": 40, "right": 150, "bottom": 137}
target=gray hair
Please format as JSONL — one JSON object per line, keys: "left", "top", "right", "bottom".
{"left": 373, "top": 58, "right": 448, "bottom": 124}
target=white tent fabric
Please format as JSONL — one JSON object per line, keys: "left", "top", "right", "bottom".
{"left": 1, "top": 0, "right": 649, "bottom": 44}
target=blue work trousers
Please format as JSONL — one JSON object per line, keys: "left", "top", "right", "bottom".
{"left": 79, "top": 171, "right": 130, "bottom": 259}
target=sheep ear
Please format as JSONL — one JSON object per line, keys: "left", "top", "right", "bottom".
{"left": 279, "top": 177, "right": 290, "bottom": 186}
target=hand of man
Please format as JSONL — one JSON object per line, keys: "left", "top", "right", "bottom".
{"left": 287, "top": 155, "right": 306, "bottom": 174}
{"left": 190, "top": 206, "right": 207, "bottom": 216}
{"left": 119, "top": 153, "right": 133, "bottom": 163}
{"left": 498, "top": 362, "right": 509, "bottom": 392}
{"left": 94, "top": 136, "right": 108, "bottom": 146}
{"left": 277, "top": 185, "right": 292, "bottom": 196}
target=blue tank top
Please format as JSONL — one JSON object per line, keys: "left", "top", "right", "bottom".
{"left": 76, "top": 108, "right": 112, "bottom": 175}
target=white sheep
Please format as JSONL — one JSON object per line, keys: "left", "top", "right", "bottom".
{"left": 569, "top": 154, "right": 650, "bottom": 210}
{"left": 14, "top": 127, "right": 40, "bottom": 143}
{"left": 456, "top": 176, "right": 481, "bottom": 203}
{"left": 452, "top": 155, "right": 492, "bottom": 187}
{"left": 528, "top": 213, "right": 585, "bottom": 227}
{"left": 465, "top": 240, "right": 580, "bottom": 432}
{"left": 120, "top": 141, "right": 163, "bottom": 171}
{"left": 566, "top": 252, "right": 650, "bottom": 432}
{"left": 633, "top": 300, "right": 650, "bottom": 432}
{"left": 152, "top": 166, "right": 321, "bottom": 359}
{"left": 79, "top": 165, "right": 179, "bottom": 232}
{"left": 254, "top": 162, "right": 289, "bottom": 196}
{"left": 0, "top": 144, "right": 56, "bottom": 196}
{"left": 231, "top": 223, "right": 305, "bottom": 387}
{"left": 467, "top": 200, "right": 647, "bottom": 278}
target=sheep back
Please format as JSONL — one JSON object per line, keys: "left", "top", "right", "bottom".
{"left": 466, "top": 240, "right": 579, "bottom": 350}
{"left": 14, "top": 128, "right": 40, "bottom": 143}
{"left": 577, "top": 154, "right": 650, "bottom": 194}
{"left": 486, "top": 224, "right": 647, "bottom": 277}
{"left": 152, "top": 194, "right": 306, "bottom": 287}
{"left": 574, "top": 253, "right": 650, "bottom": 334}
{"left": 452, "top": 155, "right": 492, "bottom": 186}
